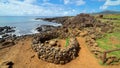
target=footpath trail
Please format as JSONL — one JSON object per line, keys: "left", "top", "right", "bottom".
{"left": 0, "top": 37, "right": 120, "bottom": 68}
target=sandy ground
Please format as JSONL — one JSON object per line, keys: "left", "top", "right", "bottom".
{"left": 0, "top": 37, "right": 120, "bottom": 68}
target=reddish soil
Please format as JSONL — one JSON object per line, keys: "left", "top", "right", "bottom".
{"left": 0, "top": 37, "right": 120, "bottom": 68}
{"left": 58, "top": 39, "right": 66, "bottom": 48}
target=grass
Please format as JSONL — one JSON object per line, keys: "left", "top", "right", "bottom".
{"left": 103, "top": 14, "right": 120, "bottom": 19}
{"left": 96, "top": 14, "right": 120, "bottom": 58}
{"left": 96, "top": 32, "right": 120, "bottom": 58}
{"left": 65, "top": 37, "right": 69, "bottom": 47}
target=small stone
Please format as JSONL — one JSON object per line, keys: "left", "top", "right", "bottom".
{"left": 45, "top": 41, "right": 49, "bottom": 44}
{"left": 49, "top": 40, "right": 56, "bottom": 46}
{"left": 55, "top": 47, "right": 60, "bottom": 51}
{"left": 90, "top": 34, "right": 96, "bottom": 39}
{"left": 60, "top": 61, "right": 65, "bottom": 64}
{"left": 80, "top": 31, "right": 88, "bottom": 37}
{"left": 106, "top": 58, "right": 114, "bottom": 65}
{"left": 93, "top": 43, "right": 98, "bottom": 46}
{"left": 54, "top": 61, "right": 59, "bottom": 64}
{"left": 32, "top": 39, "right": 38, "bottom": 44}
{"left": 31, "top": 55, "right": 35, "bottom": 58}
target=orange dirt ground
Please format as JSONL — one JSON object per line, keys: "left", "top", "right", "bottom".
{"left": 0, "top": 37, "right": 120, "bottom": 68}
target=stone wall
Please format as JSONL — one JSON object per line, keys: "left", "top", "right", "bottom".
{"left": 31, "top": 37, "right": 80, "bottom": 64}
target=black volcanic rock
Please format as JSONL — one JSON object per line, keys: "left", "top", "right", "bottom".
{"left": 36, "top": 25, "right": 59, "bottom": 32}
{"left": 0, "top": 26, "right": 15, "bottom": 35}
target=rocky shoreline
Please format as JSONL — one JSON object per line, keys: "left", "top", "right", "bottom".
{"left": 0, "top": 13, "right": 118, "bottom": 65}
{"left": 34, "top": 13, "right": 118, "bottom": 65}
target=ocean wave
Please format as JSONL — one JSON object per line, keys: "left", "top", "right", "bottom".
{"left": 31, "top": 28, "right": 39, "bottom": 34}
{"left": 14, "top": 29, "right": 21, "bottom": 36}
{"left": 0, "top": 35, "right": 2, "bottom": 38}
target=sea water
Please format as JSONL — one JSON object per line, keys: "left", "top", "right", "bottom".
{"left": 0, "top": 16, "right": 61, "bottom": 37}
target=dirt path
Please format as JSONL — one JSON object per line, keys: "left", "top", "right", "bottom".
{"left": 0, "top": 37, "right": 120, "bottom": 68}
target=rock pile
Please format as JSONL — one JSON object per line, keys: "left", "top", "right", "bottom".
{"left": 31, "top": 36, "right": 80, "bottom": 64}
{"left": 0, "top": 38, "right": 15, "bottom": 49}
{"left": 0, "top": 26, "right": 15, "bottom": 35}
{"left": 105, "top": 56, "right": 120, "bottom": 65}
{"left": 36, "top": 14, "right": 114, "bottom": 39}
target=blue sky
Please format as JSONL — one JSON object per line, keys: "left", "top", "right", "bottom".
{"left": 0, "top": 0, "right": 120, "bottom": 16}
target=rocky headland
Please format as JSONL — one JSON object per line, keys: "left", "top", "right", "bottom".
{"left": 35, "top": 13, "right": 116, "bottom": 65}
{"left": 0, "top": 13, "right": 118, "bottom": 68}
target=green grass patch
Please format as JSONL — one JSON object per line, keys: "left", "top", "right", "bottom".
{"left": 65, "top": 37, "right": 69, "bottom": 47}
{"left": 103, "top": 14, "right": 120, "bottom": 19}
{"left": 96, "top": 32, "right": 120, "bottom": 58}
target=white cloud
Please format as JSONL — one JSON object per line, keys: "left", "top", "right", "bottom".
{"left": 24, "top": 0, "right": 37, "bottom": 4}
{"left": 100, "top": 0, "right": 120, "bottom": 10}
{"left": 63, "top": 0, "right": 85, "bottom": 6}
{"left": 0, "top": 0, "right": 77, "bottom": 16}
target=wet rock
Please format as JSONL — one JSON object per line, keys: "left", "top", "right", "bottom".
{"left": 0, "top": 26, "right": 15, "bottom": 35}
{"left": 0, "top": 38, "right": 5, "bottom": 43}
{"left": 36, "top": 25, "right": 58, "bottom": 32}
{"left": 36, "top": 27, "right": 42, "bottom": 32}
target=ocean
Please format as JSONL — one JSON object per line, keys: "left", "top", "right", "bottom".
{"left": 0, "top": 16, "right": 61, "bottom": 37}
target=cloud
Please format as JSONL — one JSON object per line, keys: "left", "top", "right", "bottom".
{"left": 24, "top": 0, "right": 37, "bottom": 4}
{"left": 0, "top": 0, "right": 77, "bottom": 16}
{"left": 100, "top": 0, "right": 120, "bottom": 10}
{"left": 63, "top": 0, "right": 85, "bottom": 6}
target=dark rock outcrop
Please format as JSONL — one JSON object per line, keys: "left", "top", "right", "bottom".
{"left": 0, "top": 26, "right": 15, "bottom": 35}
{"left": 38, "top": 16, "right": 71, "bottom": 24}
{"left": 36, "top": 25, "right": 59, "bottom": 32}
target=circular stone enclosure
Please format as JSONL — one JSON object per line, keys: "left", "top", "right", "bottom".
{"left": 31, "top": 34, "right": 80, "bottom": 64}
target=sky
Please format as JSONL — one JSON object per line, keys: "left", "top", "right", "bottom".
{"left": 0, "top": 0, "right": 120, "bottom": 16}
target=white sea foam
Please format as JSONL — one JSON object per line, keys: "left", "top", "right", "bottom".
{"left": 0, "top": 35, "right": 2, "bottom": 38}
{"left": 31, "top": 28, "right": 39, "bottom": 34}
{"left": 14, "top": 29, "right": 21, "bottom": 36}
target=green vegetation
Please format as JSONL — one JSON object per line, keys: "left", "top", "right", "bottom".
{"left": 97, "top": 32, "right": 120, "bottom": 58}
{"left": 96, "top": 14, "right": 120, "bottom": 58}
{"left": 103, "top": 14, "right": 120, "bottom": 19}
{"left": 65, "top": 37, "right": 69, "bottom": 47}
